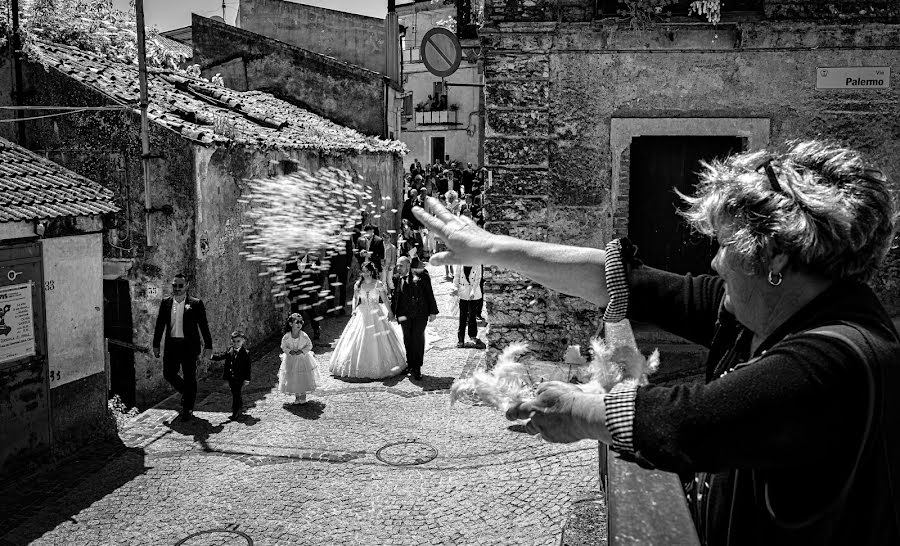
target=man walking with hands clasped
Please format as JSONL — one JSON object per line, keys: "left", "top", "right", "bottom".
{"left": 153, "top": 273, "right": 213, "bottom": 422}
{"left": 391, "top": 257, "right": 438, "bottom": 380}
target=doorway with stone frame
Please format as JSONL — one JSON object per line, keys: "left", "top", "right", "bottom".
{"left": 609, "top": 118, "right": 770, "bottom": 382}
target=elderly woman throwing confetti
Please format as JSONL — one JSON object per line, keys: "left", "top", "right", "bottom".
{"left": 414, "top": 139, "right": 900, "bottom": 546}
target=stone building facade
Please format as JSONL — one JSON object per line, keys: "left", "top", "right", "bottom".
{"left": 0, "top": 40, "right": 405, "bottom": 408}
{"left": 481, "top": 0, "right": 900, "bottom": 362}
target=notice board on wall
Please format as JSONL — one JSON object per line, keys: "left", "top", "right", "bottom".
{"left": 0, "top": 282, "right": 36, "bottom": 364}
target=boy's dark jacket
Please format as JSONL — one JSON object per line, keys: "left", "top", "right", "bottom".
{"left": 212, "top": 347, "right": 251, "bottom": 382}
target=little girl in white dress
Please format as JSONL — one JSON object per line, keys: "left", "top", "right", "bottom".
{"left": 278, "top": 313, "right": 320, "bottom": 404}
{"left": 329, "top": 262, "right": 407, "bottom": 379}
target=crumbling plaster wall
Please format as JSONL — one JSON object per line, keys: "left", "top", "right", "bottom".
{"left": 482, "top": 12, "right": 900, "bottom": 361}
{"left": 192, "top": 15, "right": 387, "bottom": 137}
{"left": 239, "top": 0, "right": 386, "bottom": 74}
{"left": 193, "top": 145, "right": 405, "bottom": 358}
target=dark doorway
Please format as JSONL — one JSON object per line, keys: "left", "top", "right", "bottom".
{"left": 431, "top": 136, "right": 445, "bottom": 165}
{"left": 103, "top": 279, "right": 135, "bottom": 408}
{"left": 628, "top": 135, "right": 744, "bottom": 275}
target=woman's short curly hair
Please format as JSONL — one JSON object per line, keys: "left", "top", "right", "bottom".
{"left": 679, "top": 139, "right": 898, "bottom": 282}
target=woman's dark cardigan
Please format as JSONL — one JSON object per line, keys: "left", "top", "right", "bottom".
{"left": 623, "top": 264, "right": 900, "bottom": 545}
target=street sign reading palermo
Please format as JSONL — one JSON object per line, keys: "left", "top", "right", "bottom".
{"left": 421, "top": 27, "right": 462, "bottom": 78}
{"left": 817, "top": 67, "right": 891, "bottom": 89}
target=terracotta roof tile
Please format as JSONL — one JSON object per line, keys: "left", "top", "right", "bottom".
{"left": 0, "top": 137, "right": 119, "bottom": 223}
{"left": 30, "top": 40, "right": 407, "bottom": 156}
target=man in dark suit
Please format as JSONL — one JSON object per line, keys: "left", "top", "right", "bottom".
{"left": 391, "top": 257, "right": 438, "bottom": 380}
{"left": 153, "top": 273, "right": 213, "bottom": 421}
{"left": 355, "top": 224, "right": 385, "bottom": 275}
{"left": 462, "top": 162, "right": 476, "bottom": 196}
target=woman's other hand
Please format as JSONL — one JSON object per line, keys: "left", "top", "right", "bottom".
{"left": 505, "top": 381, "right": 609, "bottom": 444}
{"left": 414, "top": 196, "right": 496, "bottom": 266}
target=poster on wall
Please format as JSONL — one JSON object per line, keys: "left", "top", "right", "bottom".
{"left": 0, "top": 282, "right": 36, "bottom": 365}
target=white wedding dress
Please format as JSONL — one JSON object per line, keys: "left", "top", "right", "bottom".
{"left": 329, "top": 280, "right": 407, "bottom": 379}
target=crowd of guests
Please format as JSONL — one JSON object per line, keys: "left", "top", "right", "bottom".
{"left": 402, "top": 156, "right": 487, "bottom": 347}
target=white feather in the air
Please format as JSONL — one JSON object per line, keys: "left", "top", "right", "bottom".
{"left": 449, "top": 342, "right": 532, "bottom": 410}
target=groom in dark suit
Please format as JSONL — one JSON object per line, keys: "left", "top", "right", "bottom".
{"left": 153, "top": 273, "right": 213, "bottom": 421}
{"left": 356, "top": 224, "right": 385, "bottom": 275}
{"left": 391, "top": 257, "right": 438, "bottom": 380}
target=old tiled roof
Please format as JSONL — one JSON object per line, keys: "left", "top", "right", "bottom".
{"left": 30, "top": 40, "right": 407, "bottom": 155}
{"left": 152, "top": 34, "right": 192, "bottom": 61}
{"left": 0, "top": 137, "right": 119, "bottom": 222}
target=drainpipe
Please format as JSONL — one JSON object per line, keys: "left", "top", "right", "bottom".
{"left": 135, "top": 0, "right": 154, "bottom": 246}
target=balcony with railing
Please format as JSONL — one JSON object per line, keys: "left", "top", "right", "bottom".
{"left": 414, "top": 109, "right": 459, "bottom": 125}
{"left": 403, "top": 47, "right": 421, "bottom": 64}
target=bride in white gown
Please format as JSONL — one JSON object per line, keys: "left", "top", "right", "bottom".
{"left": 329, "top": 262, "right": 407, "bottom": 378}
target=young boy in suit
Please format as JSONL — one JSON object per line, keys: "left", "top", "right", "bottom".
{"left": 212, "top": 330, "right": 251, "bottom": 420}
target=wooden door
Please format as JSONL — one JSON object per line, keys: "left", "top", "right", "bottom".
{"left": 103, "top": 279, "right": 135, "bottom": 408}
{"left": 431, "top": 137, "right": 445, "bottom": 165}
{"left": 628, "top": 136, "right": 743, "bottom": 275}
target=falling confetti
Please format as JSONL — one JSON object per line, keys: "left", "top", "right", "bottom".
{"left": 240, "top": 166, "right": 378, "bottom": 305}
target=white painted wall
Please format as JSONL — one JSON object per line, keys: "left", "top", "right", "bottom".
{"left": 42, "top": 234, "right": 105, "bottom": 388}
{"left": 399, "top": 5, "right": 483, "bottom": 169}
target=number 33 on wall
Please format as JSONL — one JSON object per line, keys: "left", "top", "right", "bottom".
{"left": 44, "top": 280, "right": 55, "bottom": 291}
{"left": 49, "top": 370, "right": 61, "bottom": 381}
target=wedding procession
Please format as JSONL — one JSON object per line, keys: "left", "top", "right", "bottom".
{"left": 154, "top": 207, "right": 487, "bottom": 422}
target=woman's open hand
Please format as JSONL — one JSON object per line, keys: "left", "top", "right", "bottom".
{"left": 413, "top": 196, "right": 496, "bottom": 266}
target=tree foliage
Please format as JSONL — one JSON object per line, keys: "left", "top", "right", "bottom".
{"left": 0, "top": 0, "right": 189, "bottom": 69}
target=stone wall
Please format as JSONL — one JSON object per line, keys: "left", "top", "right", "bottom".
{"left": 481, "top": 5, "right": 900, "bottom": 362}
{"left": 192, "top": 15, "right": 388, "bottom": 137}
{"left": 765, "top": 0, "right": 900, "bottom": 21}
{"left": 239, "top": 0, "right": 386, "bottom": 74}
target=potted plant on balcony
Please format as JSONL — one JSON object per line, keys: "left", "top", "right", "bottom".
{"left": 449, "top": 103, "right": 460, "bottom": 111}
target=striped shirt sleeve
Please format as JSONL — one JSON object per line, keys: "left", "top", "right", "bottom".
{"left": 603, "top": 238, "right": 629, "bottom": 323}
{"left": 605, "top": 382, "right": 638, "bottom": 455}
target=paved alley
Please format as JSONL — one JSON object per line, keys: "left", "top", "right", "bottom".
{"left": 1, "top": 265, "right": 604, "bottom": 546}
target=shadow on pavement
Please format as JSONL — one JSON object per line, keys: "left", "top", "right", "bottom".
{"left": 231, "top": 415, "right": 261, "bottom": 426}
{"left": 0, "top": 439, "right": 148, "bottom": 545}
{"left": 412, "top": 374, "right": 456, "bottom": 391}
{"left": 282, "top": 400, "right": 326, "bottom": 420}
{"left": 165, "top": 415, "right": 225, "bottom": 451}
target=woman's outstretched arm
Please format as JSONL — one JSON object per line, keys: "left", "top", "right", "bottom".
{"left": 414, "top": 197, "right": 611, "bottom": 307}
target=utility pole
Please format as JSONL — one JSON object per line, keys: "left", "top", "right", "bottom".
{"left": 135, "top": 0, "right": 154, "bottom": 246}
{"left": 10, "top": 0, "right": 25, "bottom": 144}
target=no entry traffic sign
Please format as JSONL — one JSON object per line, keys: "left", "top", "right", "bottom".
{"left": 421, "top": 27, "right": 462, "bottom": 78}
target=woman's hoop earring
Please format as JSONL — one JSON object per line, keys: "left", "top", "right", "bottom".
{"left": 767, "top": 271, "right": 783, "bottom": 287}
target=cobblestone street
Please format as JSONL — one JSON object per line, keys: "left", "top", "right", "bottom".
{"left": 1, "top": 265, "right": 604, "bottom": 546}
